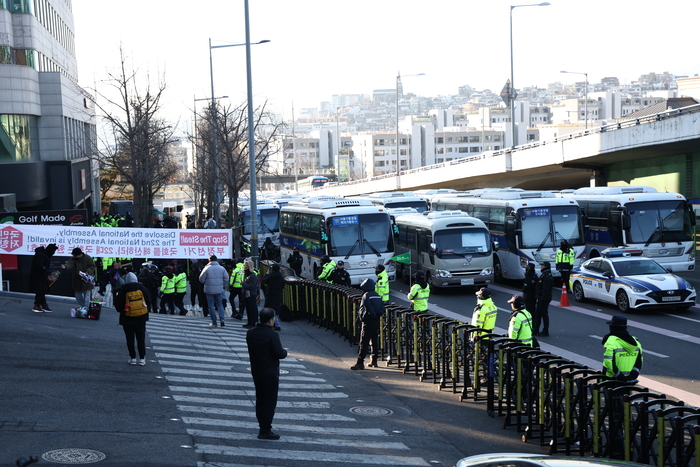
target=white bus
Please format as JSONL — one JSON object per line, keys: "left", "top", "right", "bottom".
{"left": 296, "top": 176, "right": 329, "bottom": 192}
{"left": 562, "top": 186, "right": 696, "bottom": 272}
{"left": 431, "top": 191, "right": 586, "bottom": 282}
{"left": 363, "top": 192, "right": 429, "bottom": 213}
{"left": 279, "top": 197, "right": 396, "bottom": 284}
{"left": 240, "top": 200, "right": 281, "bottom": 255}
{"left": 394, "top": 211, "right": 494, "bottom": 289}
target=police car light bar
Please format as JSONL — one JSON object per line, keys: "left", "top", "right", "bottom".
{"left": 601, "top": 248, "right": 644, "bottom": 258}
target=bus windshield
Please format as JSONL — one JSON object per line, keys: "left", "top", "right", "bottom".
{"left": 519, "top": 205, "right": 584, "bottom": 249}
{"left": 386, "top": 201, "right": 428, "bottom": 213}
{"left": 626, "top": 200, "right": 693, "bottom": 244}
{"left": 434, "top": 228, "right": 491, "bottom": 257}
{"left": 243, "top": 209, "right": 280, "bottom": 235}
{"left": 329, "top": 213, "right": 393, "bottom": 257}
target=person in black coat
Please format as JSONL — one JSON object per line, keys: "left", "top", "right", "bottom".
{"left": 29, "top": 244, "right": 58, "bottom": 313}
{"left": 535, "top": 261, "right": 553, "bottom": 337}
{"left": 350, "top": 278, "right": 385, "bottom": 370}
{"left": 246, "top": 307, "right": 287, "bottom": 440}
{"left": 262, "top": 263, "right": 285, "bottom": 331}
{"left": 522, "top": 262, "right": 538, "bottom": 316}
{"left": 287, "top": 247, "right": 303, "bottom": 276}
{"left": 138, "top": 265, "right": 160, "bottom": 313}
{"left": 242, "top": 259, "right": 260, "bottom": 328}
{"left": 114, "top": 272, "right": 152, "bottom": 366}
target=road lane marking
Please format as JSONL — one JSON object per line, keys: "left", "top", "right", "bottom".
{"left": 173, "top": 395, "right": 330, "bottom": 409}
{"left": 168, "top": 385, "right": 348, "bottom": 399}
{"left": 178, "top": 405, "right": 356, "bottom": 421}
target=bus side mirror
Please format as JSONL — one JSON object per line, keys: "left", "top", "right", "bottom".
{"left": 622, "top": 213, "right": 631, "bottom": 230}
{"left": 493, "top": 240, "right": 499, "bottom": 251}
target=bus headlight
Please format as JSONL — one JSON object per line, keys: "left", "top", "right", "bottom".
{"left": 436, "top": 269, "right": 453, "bottom": 278}
{"left": 480, "top": 267, "right": 494, "bottom": 276}
{"left": 386, "top": 263, "right": 396, "bottom": 273}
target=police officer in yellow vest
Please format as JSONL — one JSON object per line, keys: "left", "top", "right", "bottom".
{"left": 407, "top": 270, "right": 430, "bottom": 312}
{"left": 507, "top": 295, "right": 534, "bottom": 347}
{"left": 318, "top": 255, "right": 336, "bottom": 283}
{"left": 602, "top": 315, "right": 643, "bottom": 383}
{"left": 375, "top": 264, "right": 390, "bottom": 304}
{"left": 472, "top": 287, "right": 498, "bottom": 337}
{"left": 159, "top": 266, "right": 176, "bottom": 314}
{"left": 173, "top": 265, "right": 188, "bottom": 316}
{"left": 556, "top": 239, "right": 575, "bottom": 291}
{"left": 229, "top": 260, "right": 245, "bottom": 320}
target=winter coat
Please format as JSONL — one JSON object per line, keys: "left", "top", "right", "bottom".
{"left": 29, "top": 245, "right": 56, "bottom": 294}
{"left": 199, "top": 260, "right": 229, "bottom": 294}
{"left": 64, "top": 254, "right": 96, "bottom": 292}
{"left": 242, "top": 269, "right": 259, "bottom": 298}
{"left": 262, "top": 270, "right": 285, "bottom": 308}
{"left": 536, "top": 268, "right": 553, "bottom": 302}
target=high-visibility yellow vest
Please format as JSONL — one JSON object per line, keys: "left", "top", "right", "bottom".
{"left": 174, "top": 272, "right": 187, "bottom": 293}
{"left": 161, "top": 275, "right": 175, "bottom": 294}
{"left": 407, "top": 283, "right": 430, "bottom": 311}
{"left": 472, "top": 298, "right": 498, "bottom": 337}
{"left": 319, "top": 260, "right": 336, "bottom": 283}
{"left": 229, "top": 263, "right": 244, "bottom": 288}
{"left": 508, "top": 309, "right": 534, "bottom": 346}
{"left": 375, "top": 270, "right": 390, "bottom": 302}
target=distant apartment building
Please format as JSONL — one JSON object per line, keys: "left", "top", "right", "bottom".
{"left": 0, "top": 0, "right": 98, "bottom": 214}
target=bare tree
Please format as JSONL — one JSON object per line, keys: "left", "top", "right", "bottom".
{"left": 190, "top": 99, "right": 283, "bottom": 249}
{"left": 93, "top": 48, "right": 179, "bottom": 227}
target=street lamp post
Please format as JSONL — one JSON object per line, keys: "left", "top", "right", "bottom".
{"left": 509, "top": 2, "right": 550, "bottom": 148}
{"left": 561, "top": 70, "right": 588, "bottom": 129}
{"left": 395, "top": 72, "right": 424, "bottom": 189}
{"left": 208, "top": 27, "right": 269, "bottom": 263}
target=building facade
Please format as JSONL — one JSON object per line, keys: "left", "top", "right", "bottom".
{"left": 0, "top": 0, "right": 97, "bottom": 214}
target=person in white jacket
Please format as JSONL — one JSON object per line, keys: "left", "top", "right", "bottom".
{"left": 199, "top": 255, "right": 229, "bottom": 327}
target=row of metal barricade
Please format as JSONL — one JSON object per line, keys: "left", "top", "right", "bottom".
{"left": 267, "top": 265, "right": 699, "bottom": 467}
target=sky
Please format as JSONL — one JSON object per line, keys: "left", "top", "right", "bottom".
{"left": 73, "top": 0, "right": 700, "bottom": 128}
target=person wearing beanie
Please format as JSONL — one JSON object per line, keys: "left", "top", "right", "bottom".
{"left": 556, "top": 240, "right": 575, "bottom": 292}
{"left": 114, "top": 271, "right": 152, "bottom": 366}
{"left": 350, "top": 278, "right": 385, "bottom": 370}
{"left": 407, "top": 271, "right": 430, "bottom": 312}
{"left": 507, "top": 294, "right": 535, "bottom": 347}
{"left": 262, "top": 263, "right": 285, "bottom": 331}
{"left": 602, "top": 315, "right": 643, "bottom": 383}
{"left": 30, "top": 243, "right": 59, "bottom": 312}
{"left": 374, "top": 264, "right": 390, "bottom": 304}
{"left": 534, "top": 261, "right": 553, "bottom": 337}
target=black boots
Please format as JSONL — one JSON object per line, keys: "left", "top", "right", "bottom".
{"left": 350, "top": 358, "right": 365, "bottom": 371}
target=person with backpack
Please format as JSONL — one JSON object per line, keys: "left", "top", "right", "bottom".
{"left": 114, "top": 272, "right": 152, "bottom": 366}
{"left": 330, "top": 260, "right": 351, "bottom": 286}
{"left": 350, "top": 278, "right": 385, "bottom": 370}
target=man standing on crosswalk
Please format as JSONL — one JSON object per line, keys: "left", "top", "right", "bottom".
{"left": 246, "top": 307, "right": 288, "bottom": 440}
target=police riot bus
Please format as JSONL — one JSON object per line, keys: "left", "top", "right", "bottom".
{"left": 296, "top": 176, "right": 329, "bottom": 192}
{"left": 394, "top": 210, "right": 494, "bottom": 289}
{"left": 562, "top": 186, "right": 696, "bottom": 272}
{"left": 364, "top": 192, "right": 429, "bottom": 213}
{"left": 279, "top": 197, "right": 396, "bottom": 284}
{"left": 431, "top": 190, "right": 586, "bottom": 282}
{"left": 240, "top": 199, "right": 281, "bottom": 255}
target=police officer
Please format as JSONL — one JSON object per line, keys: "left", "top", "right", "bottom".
{"left": 375, "top": 264, "right": 390, "bottom": 304}
{"left": 407, "top": 271, "right": 430, "bottom": 312}
{"left": 229, "top": 260, "right": 245, "bottom": 319}
{"left": 159, "top": 266, "right": 176, "bottom": 314}
{"left": 173, "top": 265, "right": 188, "bottom": 315}
{"left": 602, "top": 315, "right": 643, "bottom": 383}
{"left": 318, "top": 255, "right": 336, "bottom": 283}
{"left": 472, "top": 287, "right": 498, "bottom": 337}
{"left": 535, "top": 261, "right": 553, "bottom": 337}
{"left": 507, "top": 294, "right": 535, "bottom": 347}
{"left": 331, "top": 260, "right": 351, "bottom": 286}
{"left": 556, "top": 240, "right": 575, "bottom": 292}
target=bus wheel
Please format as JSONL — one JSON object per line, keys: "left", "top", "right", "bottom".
{"left": 494, "top": 257, "right": 504, "bottom": 283}
{"left": 400, "top": 265, "right": 411, "bottom": 284}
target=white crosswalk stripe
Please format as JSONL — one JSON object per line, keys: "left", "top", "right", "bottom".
{"left": 146, "top": 315, "right": 430, "bottom": 466}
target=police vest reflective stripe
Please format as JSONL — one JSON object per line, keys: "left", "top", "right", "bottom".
{"left": 174, "top": 273, "right": 187, "bottom": 293}
{"left": 556, "top": 249, "right": 575, "bottom": 264}
{"left": 161, "top": 276, "right": 175, "bottom": 294}
{"left": 375, "top": 271, "right": 390, "bottom": 301}
{"left": 408, "top": 284, "right": 430, "bottom": 311}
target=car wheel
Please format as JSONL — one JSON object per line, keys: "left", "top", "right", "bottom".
{"left": 616, "top": 290, "right": 631, "bottom": 313}
{"left": 573, "top": 281, "right": 586, "bottom": 302}
{"left": 494, "top": 257, "right": 503, "bottom": 283}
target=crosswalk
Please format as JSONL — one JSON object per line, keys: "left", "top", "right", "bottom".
{"left": 146, "top": 315, "right": 432, "bottom": 467}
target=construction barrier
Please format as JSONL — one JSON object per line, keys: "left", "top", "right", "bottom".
{"left": 275, "top": 267, "right": 699, "bottom": 467}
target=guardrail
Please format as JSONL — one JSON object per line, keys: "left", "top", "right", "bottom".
{"left": 313, "top": 103, "right": 700, "bottom": 191}
{"left": 272, "top": 264, "right": 700, "bottom": 466}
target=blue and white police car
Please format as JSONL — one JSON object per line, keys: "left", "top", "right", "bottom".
{"left": 569, "top": 248, "right": 696, "bottom": 313}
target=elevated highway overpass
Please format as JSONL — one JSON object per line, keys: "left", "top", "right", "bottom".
{"left": 311, "top": 103, "right": 700, "bottom": 198}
